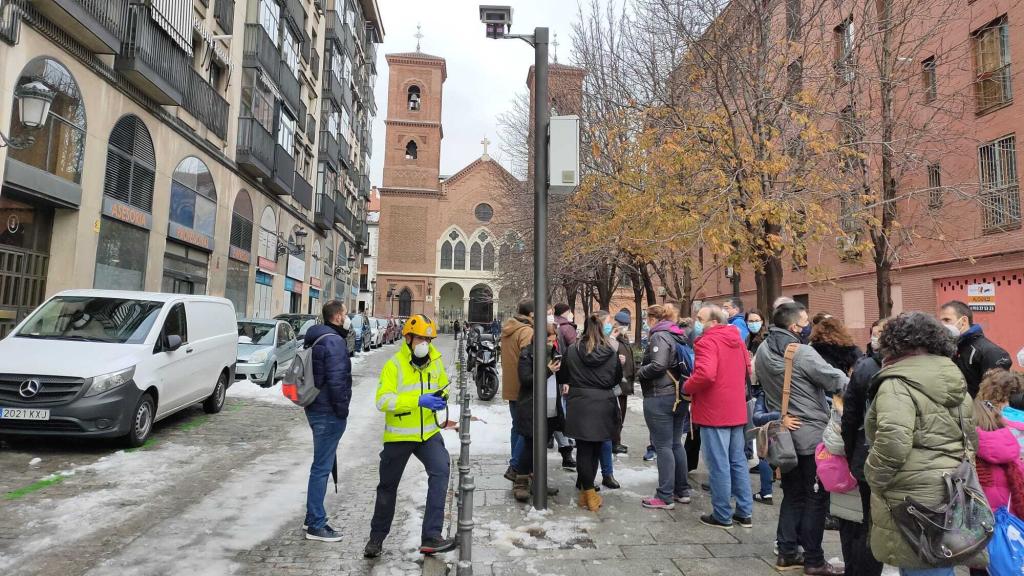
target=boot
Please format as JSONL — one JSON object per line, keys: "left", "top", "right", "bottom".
{"left": 601, "top": 475, "right": 620, "bottom": 489}
{"left": 513, "top": 475, "right": 530, "bottom": 502}
{"left": 581, "top": 488, "right": 602, "bottom": 512}
{"left": 559, "top": 446, "right": 576, "bottom": 470}
{"left": 527, "top": 474, "right": 559, "bottom": 496}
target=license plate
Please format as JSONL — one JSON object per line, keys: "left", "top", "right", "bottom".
{"left": 0, "top": 408, "right": 50, "bottom": 420}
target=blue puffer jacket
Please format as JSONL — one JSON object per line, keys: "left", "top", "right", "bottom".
{"left": 304, "top": 324, "right": 352, "bottom": 420}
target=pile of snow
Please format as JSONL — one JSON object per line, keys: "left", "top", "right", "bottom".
{"left": 226, "top": 378, "right": 294, "bottom": 406}
{"left": 480, "top": 507, "right": 595, "bottom": 557}
{"left": 443, "top": 399, "right": 514, "bottom": 456}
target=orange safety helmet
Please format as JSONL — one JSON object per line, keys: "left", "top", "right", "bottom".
{"left": 402, "top": 314, "right": 438, "bottom": 338}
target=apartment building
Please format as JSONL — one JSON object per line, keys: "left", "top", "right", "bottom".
{"left": 0, "top": 0, "right": 382, "bottom": 336}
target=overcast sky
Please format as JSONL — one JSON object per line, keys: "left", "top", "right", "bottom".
{"left": 369, "top": 0, "right": 581, "bottom": 184}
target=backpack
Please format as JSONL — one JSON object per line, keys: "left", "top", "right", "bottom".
{"left": 666, "top": 338, "right": 695, "bottom": 410}
{"left": 282, "top": 333, "right": 334, "bottom": 407}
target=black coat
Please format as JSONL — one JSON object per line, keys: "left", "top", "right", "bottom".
{"left": 303, "top": 323, "right": 353, "bottom": 420}
{"left": 954, "top": 327, "right": 1012, "bottom": 398}
{"left": 811, "top": 342, "right": 863, "bottom": 375}
{"left": 615, "top": 335, "right": 636, "bottom": 396}
{"left": 514, "top": 344, "right": 565, "bottom": 438}
{"left": 562, "top": 341, "right": 622, "bottom": 442}
{"left": 841, "top": 352, "right": 880, "bottom": 483}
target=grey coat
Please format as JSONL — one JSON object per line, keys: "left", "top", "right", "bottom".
{"left": 636, "top": 324, "right": 684, "bottom": 397}
{"left": 755, "top": 327, "right": 849, "bottom": 455}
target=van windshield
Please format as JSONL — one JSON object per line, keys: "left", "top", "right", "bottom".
{"left": 16, "top": 296, "right": 164, "bottom": 344}
{"left": 237, "top": 322, "right": 276, "bottom": 346}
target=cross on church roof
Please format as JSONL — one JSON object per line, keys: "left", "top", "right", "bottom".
{"left": 415, "top": 23, "right": 423, "bottom": 52}
{"left": 481, "top": 136, "right": 491, "bottom": 158}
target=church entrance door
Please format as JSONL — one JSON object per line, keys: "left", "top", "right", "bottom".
{"left": 468, "top": 284, "right": 493, "bottom": 324}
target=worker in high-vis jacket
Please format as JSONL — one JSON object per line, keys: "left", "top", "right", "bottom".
{"left": 363, "top": 314, "right": 455, "bottom": 559}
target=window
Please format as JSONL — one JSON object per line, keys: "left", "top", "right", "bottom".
{"left": 259, "top": 0, "right": 281, "bottom": 47}
{"left": 834, "top": 17, "right": 855, "bottom": 83}
{"left": 454, "top": 241, "right": 466, "bottom": 269}
{"left": 162, "top": 303, "right": 188, "bottom": 345}
{"left": 283, "top": 26, "right": 299, "bottom": 79}
{"left": 230, "top": 191, "right": 254, "bottom": 252}
{"left": 8, "top": 58, "right": 86, "bottom": 184}
{"left": 978, "top": 134, "right": 1022, "bottom": 232}
{"left": 470, "top": 242, "right": 482, "bottom": 270}
{"left": 331, "top": 45, "right": 344, "bottom": 83}
{"left": 408, "top": 85, "right": 421, "bottom": 111}
{"left": 241, "top": 69, "right": 275, "bottom": 130}
{"left": 258, "top": 206, "right": 277, "bottom": 261}
{"left": 94, "top": 218, "right": 149, "bottom": 291}
{"left": 326, "top": 106, "right": 340, "bottom": 139}
{"left": 225, "top": 260, "right": 249, "bottom": 318}
{"left": 170, "top": 157, "right": 217, "bottom": 237}
{"left": 922, "top": 56, "right": 937, "bottom": 103}
{"left": 104, "top": 115, "right": 155, "bottom": 212}
{"left": 278, "top": 111, "right": 296, "bottom": 151}
{"left": 974, "top": 17, "right": 1012, "bottom": 113}
{"left": 482, "top": 244, "right": 495, "bottom": 271}
{"left": 311, "top": 240, "right": 321, "bottom": 279}
{"left": 475, "top": 203, "right": 493, "bottom": 222}
{"left": 341, "top": 107, "right": 351, "bottom": 143}
{"left": 162, "top": 242, "right": 209, "bottom": 295}
{"left": 398, "top": 288, "right": 412, "bottom": 317}
{"left": 786, "top": 59, "right": 803, "bottom": 103}
{"left": 405, "top": 141, "right": 418, "bottom": 160}
{"left": 928, "top": 163, "right": 943, "bottom": 209}
{"left": 440, "top": 241, "right": 453, "bottom": 269}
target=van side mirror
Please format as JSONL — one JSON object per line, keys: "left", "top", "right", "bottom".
{"left": 165, "top": 334, "right": 183, "bottom": 352}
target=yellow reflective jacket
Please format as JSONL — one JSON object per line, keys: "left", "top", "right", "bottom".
{"left": 375, "top": 343, "right": 449, "bottom": 443}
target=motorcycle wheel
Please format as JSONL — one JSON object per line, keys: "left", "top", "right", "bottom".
{"left": 476, "top": 371, "right": 497, "bottom": 401}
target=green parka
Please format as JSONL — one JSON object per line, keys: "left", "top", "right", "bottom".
{"left": 864, "top": 354, "right": 981, "bottom": 569}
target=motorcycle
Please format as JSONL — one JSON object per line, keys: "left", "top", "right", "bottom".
{"left": 473, "top": 334, "right": 499, "bottom": 401}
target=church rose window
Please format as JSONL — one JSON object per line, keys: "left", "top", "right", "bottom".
{"left": 475, "top": 203, "right": 493, "bottom": 223}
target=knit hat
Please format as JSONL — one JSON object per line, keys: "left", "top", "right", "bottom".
{"left": 614, "top": 310, "right": 631, "bottom": 326}
{"left": 554, "top": 303, "right": 571, "bottom": 316}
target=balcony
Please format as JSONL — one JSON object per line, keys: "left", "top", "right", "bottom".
{"left": 236, "top": 117, "right": 275, "bottom": 179}
{"left": 293, "top": 171, "right": 313, "bottom": 210}
{"left": 183, "top": 69, "right": 229, "bottom": 140}
{"left": 359, "top": 175, "right": 371, "bottom": 199}
{"left": 214, "top": 0, "right": 234, "bottom": 34}
{"left": 325, "top": 10, "right": 345, "bottom": 45}
{"left": 310, "top": 47, "right": 320, "bottom": 82}
{"left": 338, "top": 135, "right": 352, "bottom": 168}
{"left": 305, "top": 114, "right": 316, "bottom": 143}
{"left": 323, "top": 68, "right": 345, "bottom": 107}
{"left": 300, "top": 29, "right": 312, "bottom": 64}
{"left": 319, "top": 131, "right": 339, "bottom": 168}
{"left": 365, "top": 40, "right": 378, "bottom": 72}
{"left": 116, "top": 4, "right": 191, "bottom": 105}
{"left": 34, "top": 0, "right": 128, "bottom": 54}
{"left": 278, "top": 66, "right": 302, "bottom": 118}
{"left": 269, "top": 144, "right": 295, "bottom": 196}
{"left": 360, "top": 223, "right": 369, "bottom": 246}
{"left": 284, "top": 0, "right": 306, "bottom": 36}
{"left": 336, "top": 203, "right": 354, "bottom": 233}
{"left": 243, "top": 23, "right": 282, "bottom": 83}
{"left": 314, "top": 193, "right": 336, "bottom": 231}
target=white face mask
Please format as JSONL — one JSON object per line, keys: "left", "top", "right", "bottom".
{"left": 870, "top": 336, "right": 880, "bottom": 351}
{"left": 547, "top": 314, "right": 556, "bottom": 325}
{"left": 566, "top": 313, "right": 574, "bottom": 323}
{"left": 945, "top": 323, "right": 961, "bottom": 338}
{"left": 343, "top": 316, "right": 352, "bottom": 331}
{"left": 413, "top": 341, "right": 430, "bottom": 358}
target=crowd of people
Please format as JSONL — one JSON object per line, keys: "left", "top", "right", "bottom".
{"left": 499, "top": 295, "right": 1024, "bottom": 576}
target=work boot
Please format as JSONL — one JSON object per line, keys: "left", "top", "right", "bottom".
{"left": 419, "top": 536, "right": 457, "bottom": 555}
{"left": 580, "top": 488, "right": 602, "bottom": 512}
{"left": 559, "top": 446, "right": 576, "bottom": 470}
{"left": 363, "top": 536, "right": 385, "bottom": 558}
{"left": 503, "top": 465, "right": 517, "bottom": 482}
{"left": 526, "top": 474, "right": 559, "bottom": 496}
{"left": 513, "top": 475, "right": 530, "bottom": 502}
{"left": 601, "top": 475, "right": 620, "bottom": 489}
{"left": 612, "top": 444, "right": 628, "bottom": 455}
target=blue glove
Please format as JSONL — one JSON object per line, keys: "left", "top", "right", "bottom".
{"left": 418, "top": 394, "right": 447, "bottom": 411}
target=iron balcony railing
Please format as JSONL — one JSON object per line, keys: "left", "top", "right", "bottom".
{"left": 293, "top": 170, "right": 313, "bottom": 209}
{"left": 305, "top": 114, "right": 316, "bottom": 143}
{"left": 271, "top": 144, "right": 294, "bottom": 196}
{"left": 243, "top": 23, "right": 282, "bottom": 84}
{"left": 323, "top": 66, "right": 345, "bottom": 107}
{"left": 284, "top": 0, "right": 305, "bottom": 36}
{"left": 981, "top": 185, "right": 1022, "bottom": 233}
{"left": 311, "top": 46, "right": 320, "bottom": 82}
{"left": 183, "top": 68, "right": 229, "bottom": 139}
{"left": 278, "top": 65, "right": 302, "bottom": 118}
{"left": 300, "top": 28, "right": 311, "bottom": 63}
{"left": 319, "top": 131, "right": 340, "bottom": 167}
{"left": 360, "top": 174, "right": 370, "bottom": 198}
{"left": 117, "top": 3, "right": 192, "bottom": 105}
{"left": 34, "top": 0, "right": 130, "bottom": 53}
{"left": 336, "top": 203, "right": 354, "bottom": 232}
{"left": 214, "top": 0, "right": 234, "bottom": 34}
{"left": 314, "top": 192, "right": 335, "bottom": 230}
{"left": 325, "top": 9, "right": 344, "bottom": 45}
{"left": 338, "top": 134, "right": 352, "bottom": 167}
{"left": 236, "top": 117, "right": 276, "bottom": 178}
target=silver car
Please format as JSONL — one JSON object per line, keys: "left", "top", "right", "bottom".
{"left": 234, "top": 319, "right": 299, "bottom": 387}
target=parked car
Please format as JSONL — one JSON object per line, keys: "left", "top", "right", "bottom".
{"left": 235, "top": 319, "right": 299, "bottom": 388}
{"left": 367, "top": 317, "right": 383, "bottom": 349}
{"left": 375, "top": 318, "right": 391, "bottom": 345}
{"left": 385, "top": 318, "right": 400, "bottom": 344}
{"left": 274, "top": 313, "right": 317, "bottom": 340}
{"left": 345, "top": 313, "right": 358, "bottom": 356}
{"left": 0, "top": 290, "right": 237, "bottom": 447}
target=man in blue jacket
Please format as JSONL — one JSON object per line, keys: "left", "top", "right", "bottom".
{"left": 722, "top": 297, "right": 750, "bottom": 344}
{"left": 302, "top": 299, "right": 353, "bottom": 542}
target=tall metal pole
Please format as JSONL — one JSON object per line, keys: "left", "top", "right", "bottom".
{"left": 531, "top": 27, "right": 550, "bottom": 510}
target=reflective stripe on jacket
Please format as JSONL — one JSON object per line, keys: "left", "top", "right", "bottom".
{"left": 375, "top": 343, "right": 448, "bottom": 443}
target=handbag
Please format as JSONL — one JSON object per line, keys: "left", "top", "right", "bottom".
{"left": 889, "top": 405, "right": 995, "bottom": 567}
{"left": 987, "top": 507, "right": 1024, "bottom": 576}
{"left": 753, "top": 344, "right": 799, "bottom": 473}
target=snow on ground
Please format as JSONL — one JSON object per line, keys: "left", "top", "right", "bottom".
{"left": 480, "top": 505, "right": 596, "bottom": 558}
{"left": 443, "top": 398, "right": 513, "bottom": 456}
{"left": 227, "top": 353, "right": 368, "bottom": 406}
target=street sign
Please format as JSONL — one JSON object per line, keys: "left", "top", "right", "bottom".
{"left": 967, "top": 283, "right": 995, "bottom": 312}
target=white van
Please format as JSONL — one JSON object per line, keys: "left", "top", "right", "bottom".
{"left": 0, "top": 290, "right": 237, "bottom": 446}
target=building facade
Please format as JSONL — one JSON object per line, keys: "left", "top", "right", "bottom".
{"left": 356, "top": 185, "right": 379, "bottom": 313}
{"left": 0, "top": 0, "right": 382, "bottom": 336}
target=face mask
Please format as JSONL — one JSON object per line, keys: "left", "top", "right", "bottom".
{"left": 693, "top": 320, "right": 704, "bottom": 338}
{"left": 748, "top": 321, "right": 763, "bottom": 334}
{"left": 546, "top": 314, "right": 556, "bottom": 325}
{"left": 412, "top": 341, "right": 430, "bottom": 359}
{"left": 870, "top": 336, "right": 880, "bottom": 351}
{"left": 800, "top": 324, "right": 812, "bottom": 340}
{"left": 602, "top": 323, "right": 613, "bottom": 336}
{"left": 945, "top": 323, "right": 961, "bottom": 339}
{"left": 566, "top": 313, "right": 574, "bottom": 323}
{"left": 343, "top": 316, "right": 352, "bottom": 331}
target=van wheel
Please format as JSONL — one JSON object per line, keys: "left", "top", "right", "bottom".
{"left": 125, "top": 393, "right": 155, "bottom": 448}
{"left": 203, "top": 372, "right": 228, "bottom": 414}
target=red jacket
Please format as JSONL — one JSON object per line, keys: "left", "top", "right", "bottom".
{"left": 683, "top": 323, "right": 749, "bottom": 427}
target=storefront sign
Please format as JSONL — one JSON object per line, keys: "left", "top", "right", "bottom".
{"left": 256, "top": 271, "right": 274, "bottom": 286}
{"left": 257, "top": 257, "right": 276, "bottom": 273}
{"left": 102, "top": 197, "right": 152, "bottom": 230}
{"left": 309, "top": 277, "right": 322, "bottom": 289}
{"left": 168, "top": 222, "right": 213, "bottom": 251}
{"left": 228, "top": 245, "right": 251, "bottom": 264}
{"left": 310, "top": 288, "right": 320, "bottom": 300}
{"left": 286, "top": 255, "right": 305, "bottom": 281}
{"left": 285, "top": 277, "right": 304, "bottom": 294}
{"left": 967, "top": 283, "right": 996, "bottom": 312}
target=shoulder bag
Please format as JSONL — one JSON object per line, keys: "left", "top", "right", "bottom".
{"left": 752, "top": 343, "right": 799, "bottom": 473}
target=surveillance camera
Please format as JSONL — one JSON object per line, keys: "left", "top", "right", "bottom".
{"left": 479, "top": 5, "right": 512, "bottom": 38}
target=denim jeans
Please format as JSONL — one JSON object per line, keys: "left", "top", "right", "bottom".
{"left": 508, "top": 401, "right": 526, "bottom": 472}
{"left": 757, "top": 460, "right": 773, "bottom": 495}
{"left": 370, "top": 433, "right": 450, "bottom": 541}
{"left": 899, "top": 569, "right": 954, "bottom": 576}
{"left": 304, "top": 410, "right": 348, "bottom": 531}
{"left": 600, "top": 440, "right": 613, "bottom": 476}
{"left": 700, "top": 425, "right": 754, "bottom": 524}
{"left": 777, "top": 453, "right": 829, "bottom": 566}
{"left": 643, "top": 394, "right": 691, "bottom": 501}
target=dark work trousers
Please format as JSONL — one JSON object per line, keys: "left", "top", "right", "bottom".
{"left": 777, "top": 454, "right": 830, "bottom": 567}
{"left": 836, "top": 483, "right": 883, "bottom": 576}
{"left": 575, "top": 440, "right": 602, "bottom": 490}
{"left": 685, "top": 423, "right": 701, "bottom": 472}
{"left": 612, "top": 396, "right": 628, "bottom": 446}
{"left": 369, "top": 433, "right": 450, "bottom": 541}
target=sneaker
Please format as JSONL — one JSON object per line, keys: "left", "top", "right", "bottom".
{"left": 775, "top": 553, "right": 804, "bottom": 571}
{"left": 643, "top": 447, "right": 657, "bottom": 461}
{"left": 419, "top": 536, "right": 457, "bottom": 555}
{"left": 700, "top": 482, "right": 711, "bottom": 492}
{"left": 305, "top": 525, "right": 343, "bottom": 542}
{"left": 601, "top": 475, "right": 620, "bottom": 489}
{"left": 732, "top": 514, "right": 753, "bottom": 528}
{"left": 612, "top": 444, "right": 629, "bottom": 455}
{"left": 754, "top": 492, "right": 774, "bottom": 505}
{"left": 672, "top": 493, "right": 692, "bottom": 504}
{"left": 824, "top": 514, "right": 840, "bottom": 531}
{"left": 504, "top": 465, "right": 517, "bottom": 482}
{"left": 699, "top": 513, "right": 733, "bottom": 529}
{"left": 641, "top": 497, "right": 675, "bottom": 510}
{"left": 802, "top": 562, "right": 844, "bottom": 576}
{"left": 363, "top": 537, "right": 384, "bottom": 558}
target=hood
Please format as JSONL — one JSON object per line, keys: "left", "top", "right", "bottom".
{"left": 667, "top": 323, "right": 686, "bottom": 336}
{"left": 576, "top": 342, "right": 616, "bottom": 367}
{"left": 502, "top": 315, "right": 533, "bottom": 339}
{"left": 0, "top": 336, "right": 147, "bottom": 379}
{"left": 698, "top": 324, "right": 746, "bottom": 350}
{"left": 765, "top": 326, "right": 800, "bottom": 356}
{"left": 959, "top": 324, "right": 984, "bottom": 344}
{"left": 237, "top": 343, "right": 273, "bottom": 361}
{"left": 977, "top": 426, "right": 1023, "bottom": 464}
{"left": 874, "top": 354, "right": 967, "bottom": 408}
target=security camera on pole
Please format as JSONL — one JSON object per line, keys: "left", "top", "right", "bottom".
{"left": 479, "top": 5, "right": 580, "bottom": 511}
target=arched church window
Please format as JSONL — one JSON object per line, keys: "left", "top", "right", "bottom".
{"left": 470, "top": 242, "right": 482, "bottom": 271}
{"left": 440, "top": 241, "right": 453, "bottom": 269}
{"left": 454, "top": 241, "right": 466, "bottom": 269}
{"left": 407, "top": 85, "right": 421, "bottom": 111}
{"left": 483, "top": 243, "right": 495, "bottom": 271}
{"left": 405, "top": 140, "right": 417, "bottom": 160}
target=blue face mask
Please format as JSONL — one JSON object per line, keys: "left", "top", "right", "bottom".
{"left": 602, "top": 323, "right": 613, "bottom": 336}
{"left": 693, "top": 320, "right": 704, "bottom": 338}
{"left": 748, "top": 321, "right": 763, "bottom": 334}
{"left": 800, "top": 324, "right": 812, "bottom": 342}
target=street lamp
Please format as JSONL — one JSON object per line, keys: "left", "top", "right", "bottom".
{"left": 371, "top": 279, "right": 377, "bottom": 316}
{"left": 0, "top": 81, "right": 56, "bottom": 149}
{"left": 480, "top": 4, "right": 550, "bottom": 509}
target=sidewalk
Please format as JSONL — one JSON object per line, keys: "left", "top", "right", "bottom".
{"left": 452, "top": 393, "right": 845, "bottom": 576}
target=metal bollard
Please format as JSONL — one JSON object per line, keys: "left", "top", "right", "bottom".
{"left": 456, "top": 474, "right": 475, "bottom": 576}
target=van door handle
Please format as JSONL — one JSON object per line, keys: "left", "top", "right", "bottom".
{"left": 186, "top": 348, "right": 194, "bottom": 354}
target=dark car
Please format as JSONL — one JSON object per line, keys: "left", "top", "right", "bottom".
{"left": 273, "top": 313, "right": 318, "bottom": 340}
